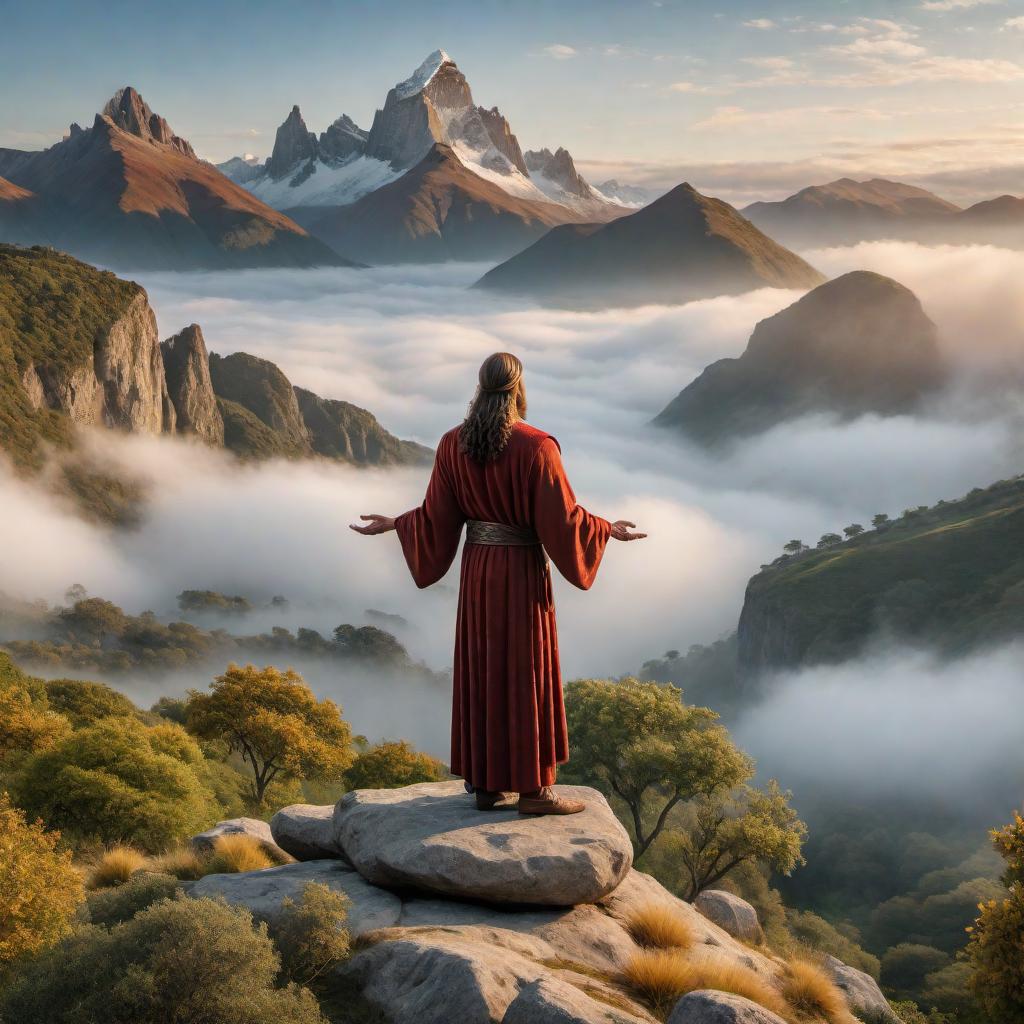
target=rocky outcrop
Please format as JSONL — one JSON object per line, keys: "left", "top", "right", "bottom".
{"left": 102, "top": 86, "right": 196, "bottom": 158}
{"left": 331, "top": 781, "right": 633, "bottom": 905}
{"left": 266, "top": 105, "right": 319, "bottom": 180}
{"left": 694, "top": 890, "right": 763, "bottom": 943}
{"left": 824, "top": 955, "right": 902, "bottom": 1023}
{"left": 190, "top": 817, "right": 290, "bottom": 860}
{"left": 668, "top": 992, "right": 787, "bottom": 1024}
{"left": 525, "top": 147, "right": 593, "bottom": 199}
{"left": 319, "top": 115, "right": 368, "bottom": 164}
{"left": 294, "top": 387, "right": 431, "bottom": 466}
{"left": 654, "top": 271, "right": 946, "bottom": 445}
{"left": 477, "top": 182, "right": 824, "bottom": 308}
{"left": 183, "top": 780, "right": 903, "bottom": 1024}
{"left": 160, "top": 324, "right": 224, "bottom": 444}
{"left": 477, "top": 106, "right": 529, "bottom": 175}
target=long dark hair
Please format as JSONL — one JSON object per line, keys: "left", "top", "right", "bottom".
{"left": 459, "top": 352, "right": 527, "bottom": 461}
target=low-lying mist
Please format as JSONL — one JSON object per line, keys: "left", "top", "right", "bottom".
{"left": 2, "top": 243, "right": 1023, "bottom": 782}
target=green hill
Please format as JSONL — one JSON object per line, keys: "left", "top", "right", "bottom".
{"left": 738, "top": 475, "right": 1024, "bottom": 672}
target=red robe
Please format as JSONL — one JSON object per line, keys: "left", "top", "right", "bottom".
{"left": 395, "top": 421, "right": 611, "bottom": 792}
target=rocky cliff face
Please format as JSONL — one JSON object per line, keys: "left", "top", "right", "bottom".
{"left": 525, "top": 147, "right": 592, "bottom": 199}
{"left": 102, "top": 86, "right": 196, "bottom": 158}
{"left": 319, "top": 114, "right": 368, "bottom": 164}
{"left": 21, "top": 289, "right": 175, "bottom": 436}
{"left": 477, "top": 106, "right": 528, "bottom": 175}
{"left": 160, "top": 325, "right": 224, "bottom": 445}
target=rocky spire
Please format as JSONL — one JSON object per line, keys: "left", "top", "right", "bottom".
{"left": 101, "top": 87, "right": 196, "bottom": 158}
{"left": 477, "top": 107, "right": 528, "bottom": 176}
{"left": 318, "top": 114, "right": 368, "bottom": 164}
{"left": 524, "top": 147, "right": 593, "bottom": 199}
{"left": 160, "top": 325, "right": 224, "bottom": 445}
{"left": 267, "top": 105, "right": 319, "bottom": 179}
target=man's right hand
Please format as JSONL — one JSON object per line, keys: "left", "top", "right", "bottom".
{"left": 350, "top": 514, "right": 397, "bottom": 535}
{"left": 611, "top": 520, "right": 647, "bottom": 542}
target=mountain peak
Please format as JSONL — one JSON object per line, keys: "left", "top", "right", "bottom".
{"left": 100, "top": 86, "right": 196, "bottom": 158}
{"left": 395, "top": 49, "right": 454, "bottom": 100}
{"left": 267, "top": 105, "right": 317, "bottom": 180}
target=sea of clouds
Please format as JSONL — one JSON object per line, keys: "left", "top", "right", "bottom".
{"left": 1, "top": 242, "right": 1022, "bottom": 784}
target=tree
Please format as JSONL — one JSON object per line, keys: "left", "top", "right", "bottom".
{"left": 13, "top": 716, "right": 218, "bottom": 851}
{"left": 345, "top": 740, "right": 446, "bottom": 790}
{"left": 562, "top": 678, "right": 751, "bottom": 858}
{"left": 817, "top": 533, "right": 842, "bottom": 549}
{"left": 332, "top": 624, "right": 408, "bottom": 665}
{"left": 967, "top": 812, "right": 1024, "bottom": 1021}
{"left": 654, "top": 781, "right": 806, "bottom": 900}
{"left": 0, "top": 684, "right": 71, "bottom": 767}
{"left": 0, "top": 897, "right": 327, "bottom": 1024}
{"left": 783, "top": 539, "right": 807, "bottom": 555}
{"left": 871, "top": 513, "right": 891, "bottom": 529}
{"left": 0, "top": 794, "right": 83, "bottom": 971}
{"left": 43, "top": 678, "right": 137, "bottom": 726}
{"left": 57, "top": 598, "right": 127, "bottom": 644}
{"left": 843, "top": 523, "right": 865, "bottom": 538}
{"left": 881, "top": 944, "right": 952, "bottom": 1000}
{"left": 187, "top": 664, "right": 353, "bottom": 805}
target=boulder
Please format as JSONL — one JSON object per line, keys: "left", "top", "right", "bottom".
{"left": 341, "top": 925, "right": 655, "bottom": 1024}
{"left": 333, "top": 780, "right": 633, "bottom": 906}
{"left": 824, "top": 955, "right": 901, "bottom": 1023}
{"left": 160, "top": 324, "right": 224, "bottom": 445}
{"left": 694, "top": 890, "right": 763, "bottom": 943}
{"left": 190, "top": 817, "right": 290, "bottom": 861}
{"left": 667, "top": 991, "right": 788, "bottom": 1024}
{"left": 188, "top": 860, "right": 401, "bottom": 936}
{"left": 270, "top": 803, "right": 340, "bottom": 860}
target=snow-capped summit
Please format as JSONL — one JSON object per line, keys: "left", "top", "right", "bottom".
{"left": 395, "top": 49, "right": 452, "bottom": 100}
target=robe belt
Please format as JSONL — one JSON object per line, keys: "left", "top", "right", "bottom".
{"left": 465, "top": 520, "right": 541, "bottom": 546}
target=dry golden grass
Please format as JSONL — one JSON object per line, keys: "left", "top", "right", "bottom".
{"left": 780, "top": 959, "right": 852, "bottom": 1022}
{"left": 87, "top": 845, "right": 150, "bottom": 889}
{"left": 623, "top": 949, "right": 790, "bottom": 1020}
{"left": 625, "top": 902, "right": 696, "bottom": 951}
{"left": 151, "top": 845, "right": 207, "bottom": 881}
{"left": 205, "top": 834, "right": 274, "bottom": 874}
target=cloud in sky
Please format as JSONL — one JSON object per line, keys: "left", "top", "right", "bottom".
{"left": 919, "top": 0, "right": 1002, "bottom": 10}
{"left": 742, "top": 18, "right": 777, "bottom": 30}
{"left": 1004, "top": 15, "right": 1024, "bottom": 29}
{"left": 539, "top": 43, "right": 577, "bottom": 59}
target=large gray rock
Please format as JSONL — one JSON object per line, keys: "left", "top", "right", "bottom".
{"left": 188, "top": 860, "right": 401, "bottom": 936}
{"left": 668, "top": 991, "right": 787, "bottom": 1024}
{"left": 161, "top": 324, "right": 224, "bottom": 445}
{"left": 190, "top": 817, "right": 289, "bottom": 861}
{"left": 341, "top": 925, "right": 655, "bottom": 1024}
{"left": 824, "top": 955, "right": 901, "bottom": 1023}
{"left": 694, "top": 890, "right": 763, "bottom": 943}
{"left": 270, "top": 803, "right": 340, "bottom": 860}
{"left": 333, "top": 780, "right": 633, "bottom": 906}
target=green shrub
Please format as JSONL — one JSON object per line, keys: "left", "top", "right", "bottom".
{"left": 0, "top": 896, "right": 327, "bottom": 1023}
{"left": 13, "top": 716, "right": 219, "bottom": 851}
{"left": 344, "top": 740, "right": 446, "bottom": 790}
{"left": 270, "top": 882, "right": 351, "bottom": 984}
{"left": 43, "top": 677, "right": 137, "bottom": 726}
{"left": 0, "top": 793, "right": 83, "bottom": 971}
{"left": 85, "top": 872, "right": 180, "bottom": 928}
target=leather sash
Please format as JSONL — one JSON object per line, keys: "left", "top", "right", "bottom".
{"left": 465, "top": 520, "right": 541, "bottom": 546}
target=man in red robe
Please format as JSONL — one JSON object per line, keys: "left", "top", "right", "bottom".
{"left": 352, "top": 352, "right": 645, "bottom": 814}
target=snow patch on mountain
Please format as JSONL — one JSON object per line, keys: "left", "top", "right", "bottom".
{"left": 246, "top": 155, "right": 401, "bottom": 209}
{"left": 395, "top": 49, "right": 451, "bottom": 100}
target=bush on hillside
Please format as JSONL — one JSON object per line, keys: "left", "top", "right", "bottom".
{"left": 344, "top": 739, "right": 446, "bottom": 790}
{"left": 0, "top": 896, "right": 326, "bottom": 1023}
{"left": 270, "top": 882, "right": 352, "bottom": 985}
{"left": 13, "top": 716, "right": 219, "bottom": 851}
{"left": 0, "top": 793, "right": 83, "bottom": 971}
{"left": 85, "top": 872, "right": 180, "bottom": 928}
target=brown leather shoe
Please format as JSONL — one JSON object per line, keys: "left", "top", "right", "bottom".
{"left": 475, "top": 789, "right": 507, "bottom": 810}
{"left": 518, "top": 787, "right": 586, "bottom": 816}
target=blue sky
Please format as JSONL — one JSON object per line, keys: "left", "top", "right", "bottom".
{"left": 2, "top": 0, "right": 1023, "bottom": 203}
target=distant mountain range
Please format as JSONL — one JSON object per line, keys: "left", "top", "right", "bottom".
{"left": 476, "top": 182, "right": 824, "bottom": 307}
{"left": 0, "top": 88, "right": 343, "bottom": 270}
{"left": 744, "top": 177, "right": 1024, "bottom": 248}
{"left": 0, "top": 244, "right": 427, "bottom": 485}
{"left": 654, "top": 270, "right": 947, "bottom": 445}
{"left": 217, "top": 50, "right": 627, "bottom": 262}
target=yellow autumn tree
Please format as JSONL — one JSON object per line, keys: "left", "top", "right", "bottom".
{"left": 0, "top": 793, "right": 83, "bottom": 971}
{"left": 186, "top": 664, "right": 353, "bottom": 805}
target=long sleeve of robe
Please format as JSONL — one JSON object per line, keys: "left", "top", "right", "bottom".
{"left": 395, "top": 421, "right": 611, "bottom": 792}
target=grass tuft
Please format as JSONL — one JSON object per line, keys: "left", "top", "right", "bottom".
{"left": 623, "top": 948, "right": 789, "bottom": 1019}
{"left": 87, "top": 844, "right": 150, "bottom": 889}
{"left": 625, "top": 901, "right": 696, "bottom": 951}
{"left": 205, "top": 834, "right": 275, "bottom": 874}
{"left": 780, "top": 958, "right": 852, "bottom": 1022}
{"left": 151, "top": 845, "right": 207, "bottom": 881}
